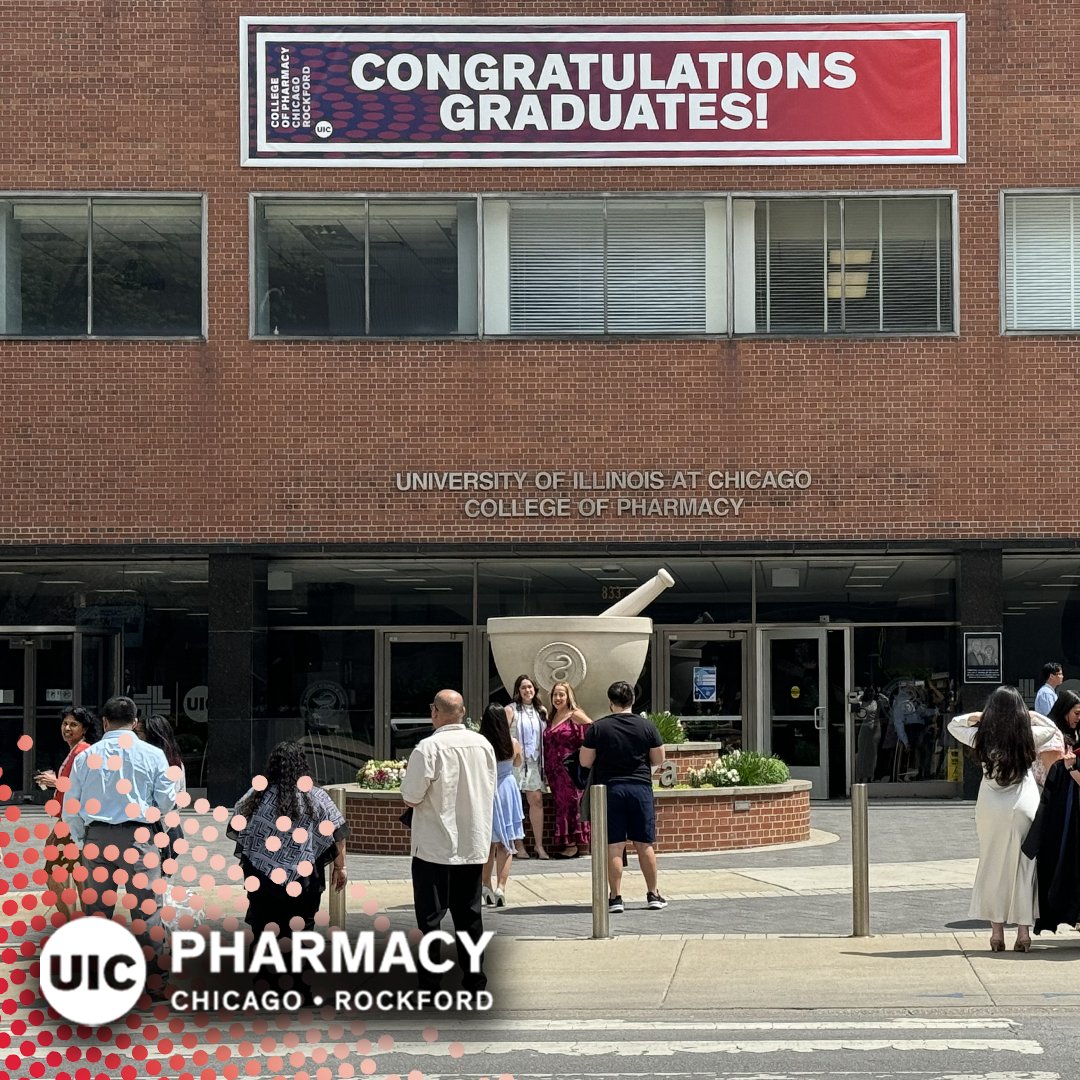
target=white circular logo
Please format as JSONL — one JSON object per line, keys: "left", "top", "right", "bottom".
{"left": 314, "top": 120, "right": 333, "bottom": 138}
{"left": 183, "top": 685, "right": 209, "bottom": 724}
{"left": 41, "top": 919, "right": 147, "bottom": 1023}
{"left": 533, "top": 642, "right": 587, "bottom": 690}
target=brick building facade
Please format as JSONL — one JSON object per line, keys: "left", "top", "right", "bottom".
{"left": 1, "top": 2, "right": 1078, "bottom": 804}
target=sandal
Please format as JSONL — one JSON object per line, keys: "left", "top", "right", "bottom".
{"left": 989, "top": 935, "right": 1005, "bottom": 952}
{"left": 1013, "top": 935, "right": 1032, "bottom": 952}
{"left": 559, "top": 846, "right": 579, "bottom": 858}
{"left": 534, "top": 849, "right": 551, "bottom": 860}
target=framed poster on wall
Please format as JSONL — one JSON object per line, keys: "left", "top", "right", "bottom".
{"left": 963, "top": 632, "right": 1002, "bottom": 684}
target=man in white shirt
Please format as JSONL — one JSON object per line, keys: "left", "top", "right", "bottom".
{"left": 401, "top": 689, "right": 496, "bottom": 993}
{"left": 1035, "top": 662, "right": 1064, "bottom": 715}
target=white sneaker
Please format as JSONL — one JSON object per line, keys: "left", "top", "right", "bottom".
{"left": 494, "top": 888, "right": 506, "bottom": 908}
{"left": 482, "top": 885, "right": 496, "bottom": 906}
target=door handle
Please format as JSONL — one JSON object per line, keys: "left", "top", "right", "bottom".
{"left": 813, "top": 706, "right": 827, "bottom": 731}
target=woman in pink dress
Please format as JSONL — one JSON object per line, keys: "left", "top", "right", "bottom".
{"left": 542, "top": 682, "right": 591, "bottom": 858}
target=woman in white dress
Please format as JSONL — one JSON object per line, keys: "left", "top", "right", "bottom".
{"left": 948, "top": 686, "right": 1064, "bottom": 952}
{"left": 505, "top": 675, "right": 548, "bottom": 859}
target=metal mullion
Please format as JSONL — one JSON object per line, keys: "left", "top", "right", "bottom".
{"left": 822, "top": 201, "right": 829, "bottom": 333}
{"left": 602, "top": 198, "right": 609, "bottom": 335}
{"left": 879, "top": 199, "right": 885, "bottom": 332}
{"left": 85, "top": 197, "right": 94, "bottom": 335}
{"left": 935, "top": 199, "right": 942, "bottom": 332}
{"left": 765, "top": 201, "right": 771, "bottom": 333}
{"left": 838, "top": 199, "right": 846, "bottom": 332}
{"left": 364, "top": 199, "right": 371, "bottom": 336}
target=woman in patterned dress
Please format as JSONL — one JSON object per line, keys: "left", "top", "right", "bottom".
{"left": 542, "top": 682, "right": 591, "bottom": 858}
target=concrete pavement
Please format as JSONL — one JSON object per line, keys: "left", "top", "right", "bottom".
{"left": 9, "top": 799, "right": 1080, "bottom": 1016}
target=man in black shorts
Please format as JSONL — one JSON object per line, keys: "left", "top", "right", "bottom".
{"left": 579, "top": 681, "right": 668, "bottom": 913}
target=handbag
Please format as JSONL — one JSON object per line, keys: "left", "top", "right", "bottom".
{"left": 562, "top": 750, "right": 590, "bottom": 791}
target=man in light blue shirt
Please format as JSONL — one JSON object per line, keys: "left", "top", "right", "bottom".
{"left": 1034, "top": 662, "right": 1063, "bottom": 715}
{"left": 63, "top": 695, "right": 178, "bottom": 996}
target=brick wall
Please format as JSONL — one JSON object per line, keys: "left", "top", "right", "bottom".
{"left": 342, "top": 782, "right": 810, "bottom": 854}
{"left": 0, "top": 2, "right": 1079, "bottom": 551}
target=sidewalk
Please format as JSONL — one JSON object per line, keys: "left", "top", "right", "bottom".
{"left": 481, "top": 930, "right": 1080, "bottom": 1012}
{"left": 7, "top": 801, "right": 1080, "bottom": 1014}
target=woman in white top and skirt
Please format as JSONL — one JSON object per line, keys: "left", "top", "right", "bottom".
{"left": 506, "top": 675, "right": 549, "bottom": 859}
{"left": 948, "top": 686, "right": 1064, "bottom": 952}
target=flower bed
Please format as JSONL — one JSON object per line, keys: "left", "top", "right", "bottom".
{"left": 334, "top": 779, "right": 811, "bottom": 855}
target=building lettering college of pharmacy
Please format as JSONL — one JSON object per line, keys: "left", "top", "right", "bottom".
{"left": 1, "top": 4, "right": 1078, "bottom": 805}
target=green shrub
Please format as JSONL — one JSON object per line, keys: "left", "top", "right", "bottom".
{"left": 647, "top": 711, "right": 688, "bottom": 745}
{"left": 687, "top": 749, "right": 790, "bottom": 788}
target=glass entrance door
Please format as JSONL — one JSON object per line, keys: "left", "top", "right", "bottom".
{"left": 762, "top": 628, "right": 828, "bottom": 798}
{"left": 382, "top": 633, "right": 469, "bottom": 759}
{"left": 0, "top": 634, "right": 74, "bottom": 798}
{"left": 0, "top": 639, "right": 28, "bottom": 798}
{"left": 0, "top": 631, "right": 116, "bottom": 801}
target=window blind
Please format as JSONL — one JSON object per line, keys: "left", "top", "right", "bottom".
{"left": 508, "top": 199, "right": 709, "bottom": 334}
{"left": 1004, "top": 195, "right": 1079, "bottom": 330}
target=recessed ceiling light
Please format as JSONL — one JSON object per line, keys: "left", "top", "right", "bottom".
{"left": 121, "top": 569, "right": 163, "bottom": 575}
{"left": 169, "top": 579, "right": 208, "bottom": 585}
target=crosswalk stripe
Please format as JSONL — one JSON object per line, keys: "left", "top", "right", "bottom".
{"left": 366, "top": 1039, "right": 1045, "bottom": 1057}
{"left": 366, "top": 1017, "right": 1019, "bottom": 1032}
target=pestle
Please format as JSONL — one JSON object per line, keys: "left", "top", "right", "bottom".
{"left": 598, "top": 568, "right": 675, "bottom": 618}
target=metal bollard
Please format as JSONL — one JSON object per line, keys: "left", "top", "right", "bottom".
{"left": 851, "top": 782, "right": 870, "bottom": 937}
{"left": 590, "top": 784, "right": 609, "bottom": 939}
{"left": 328, "top": 787, "right": 347, "bottom": 929}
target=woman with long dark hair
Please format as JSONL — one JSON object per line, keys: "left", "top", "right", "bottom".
{"left": 480, "top": 703, "right": 524, "bottom": 906}
{"left": 141, "top": 715, "right": 186, "bottom": 875}
{"left": 1048, "top": 689, "right": 1080, "bottom": 750}
{"left": 948, "top": 686, "right": 1063, "bottom": 951}
{"left": 229, "top": 741, "right": 348, "bottom": 938}
{"left": 505, "top": 675, "right": 548, "bottom": 859}
{"left": 35, "top": 706, "right": 98, "bottom": 920}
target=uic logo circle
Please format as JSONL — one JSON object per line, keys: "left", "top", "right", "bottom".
{"left": 40, "top": 919, "right": 147, "bottom": 1024}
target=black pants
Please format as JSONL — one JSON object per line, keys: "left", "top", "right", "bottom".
{"left": 244, "top": 866, "right": 324, "bottom": 1001}
{"left": 410, "top": 857, "right": 486, "bottom": 992}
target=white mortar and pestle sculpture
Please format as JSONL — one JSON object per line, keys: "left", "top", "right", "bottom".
{"left": 487, "top": 568, "right": 675, "bottom": 720}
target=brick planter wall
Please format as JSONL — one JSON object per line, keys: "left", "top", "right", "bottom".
{"left": 664, "top": 743, "right": 722, "bottom": 780}
{"left": 336, "top": 780, "right": 810, "bottom": 855}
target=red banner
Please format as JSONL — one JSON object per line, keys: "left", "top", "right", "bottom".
{"left": 241, "top": 16, "right": 965, "bottom": 167}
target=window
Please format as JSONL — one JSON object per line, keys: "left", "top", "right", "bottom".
{"left": 0, "top": 196, "right": 203, "bottom": 337}
{"left": 1003, "top": 194, "right": 1080, "bottom": 331}
{"left": 253, "top": 199, "right": 478, "bottom": 336}
{"left": 484, "top": 198, "right": 725, "bottom": 335}
{"left": 733, "top": 196, "right": 954, "bottom": 334}
{"left": 253, "top": 193, "right": 956, "bottom": 339}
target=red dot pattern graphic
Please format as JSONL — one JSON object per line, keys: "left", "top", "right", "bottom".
{"left": 0, "top": 738, "right": 485, "bottom": 1080}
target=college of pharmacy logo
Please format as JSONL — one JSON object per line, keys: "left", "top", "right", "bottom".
{"left": 40, "top": 920, "right": 147, "bottom": 1024}
{"left": 300, "top": 680, "right": 349, "bottom": 730}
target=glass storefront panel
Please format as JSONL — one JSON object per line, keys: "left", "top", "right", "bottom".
{"left": 1003, "top": 556, "right": 1080, "bottom": 703}
{"left": 478, "top": 558, "right": 751, "bottom": 622}
{"left": 756, "top": 557, "right": 956, "bottom": 622}
{"left": 386, "top": 637, "right": 467, "bottom": 758}
{"left": 260, "top": 629, "right": 376, "bottom": 785}
{"left": 0, "top": 560, "right": 208, "bottom": 787}
{"left": 852, "top": 626, "right": 957, "bottom": 785}
{"left": 664, "top": 632, "right": 744, "bottom": 746}
{"left": 266, "top": 560, "right": 472, "bottom": 626}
